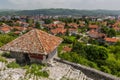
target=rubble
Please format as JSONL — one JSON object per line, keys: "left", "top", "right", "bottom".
{"left": 0, "top": 68, "right": 25, "bottom": 80}
{"left": 0, "top": 61, "right": 93, "bottom": 80}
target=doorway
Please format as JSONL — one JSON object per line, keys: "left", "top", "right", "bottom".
{"left": 23, "top": 53, "right": 30, "bottom": 64}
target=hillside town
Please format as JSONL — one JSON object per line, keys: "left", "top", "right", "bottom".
{"left": 0, "top": 14, "right": 120, "bottom": 80}
{"left": 0, "top": 15, "right": 119, "bottom": 43}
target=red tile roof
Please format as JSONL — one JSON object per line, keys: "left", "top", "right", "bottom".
{"left": 113, "top": 27, "right": 120, "bottom": 31}
{"left": 51, "top": 28, "right": 66, "bottom": 35}
{"left": 68, "top": 23, "right": 78, "bottom": 29}
{"left": 0, "top": 29, "right": 63, "bottom": 55}
{"left": 63, "top": 46, "right": 72, "bottom": 52}
{"left": 88, "top": 30, "right": 98, "bottom": 38}
{"left": 0, "top": 27, "right": 11, "bottom": 32}
{"left": 89, "top": 25, "right": 98, "bottom": 29}
{"left": 69, "top": 28, "right": 77, "bottom": 32}
{"left": 14, "top": 31, "right": 21, "bottom": 34}
{"left": 104, "top": 38, "right": 119, "bottom": 43}
{"left": 57, "top": 24, "right": 65, "bottom": 28}
{"left": 12, "top": 26, "right": 27, "bottom": 31}
{"left": 88, "top": 30, "right": 106, "bottom": 38}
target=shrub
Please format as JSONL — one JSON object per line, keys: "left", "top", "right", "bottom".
{"left": 100, "top": 66, "right": 111, "bottom": 74}
{"left": 26, "top": 64, "right": 49, "bottom": 78}
{"left": 87, "top": 62, "right": 99, "bottom": 70}
{"left": 2, "top": 52, "right": 11, "bottom": 58}
{"left": 115, "top": 52, "right": 120, "bottom": 60}
{"left": 7, "top": 62, "right": 20, "bottom": 68}
{"left": 72, "top": 42, "right": 86, "bottom": 57}
{"left": 0, "top": 56, "right": 7, "bottom": 63}
{"left": 63, "top": 36, "right": 76, "bottom": 44}
{"left": 85, "top": 45, "right": 108, "bottom": 61}
{"left": 117, "top": 72, "right": 120, "bottom": 77}
{"left": 59, "top": 52, "right": 99, "bottom": 69}
{"left": 0, "top": 34, "right": 16, "bottom": 47}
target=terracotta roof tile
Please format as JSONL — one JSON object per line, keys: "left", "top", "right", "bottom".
{"left": 88, "top": 30, "right": 106, "bottom": 38}
{"left": 0, "top": 26, "right": 11, "bottom": 32}
{"left": 89, "top": 25, "right": 98, "bottom": 29}
{"left": 14, "top": 31, "right": 21, "bottom": 34}
{"left": 63, "top": 46, "right": 72, "bottom": 52}
{"left": 68, "top": 23, "right": 78, "bottom": 29}
{"left": 113, "top": 27, "right": 120, "bottom": 31}
{"left": 12, "top": 26, "right": 27, "bottom": 31}
{"left": 0, "top": 29, "right": 62, "bottom": 55}
{"left": 105, "top": 38, "right": 119, "bottom": 43}
{"left": 51, "top": 28, "right": 66, "bottom": 35}
{"left": 69, "top": 28, "right": 77, "bottom": 32}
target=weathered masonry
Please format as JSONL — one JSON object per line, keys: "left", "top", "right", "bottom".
{"left": 0, "top": 29, "right": 62, "bottom": 63}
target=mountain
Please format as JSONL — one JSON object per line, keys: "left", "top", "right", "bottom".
{"left": 0, "top": 9, "right": 120, "bottom": 16}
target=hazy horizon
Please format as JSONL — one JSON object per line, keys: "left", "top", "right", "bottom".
{"left": 0, "top": 0, "right": 120, "bottom": 10}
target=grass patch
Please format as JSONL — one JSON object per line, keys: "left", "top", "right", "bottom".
{"left": 67, "top": 36, "right": 76, "bottom": 41}
{"left": 7, "top": 62, "right": 20, "bottom": 68}
{"left": 25, "top": 64, "right": 49, "bottom": 78}
{"left": 0, "top": 56, "right": 7, "bottom": 63}
{"left": 59, "top": 52, "right": 99, "bottom": 70}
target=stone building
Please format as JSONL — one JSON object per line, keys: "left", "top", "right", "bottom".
{"left": 0, "top": 29, "right": 62, "bottom": 63}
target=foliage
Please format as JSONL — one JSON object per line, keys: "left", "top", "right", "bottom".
{"left": 63, "top": 36, "right": 76, "bottom": 44}
{"left": 59, "top": 41, "right": 120, "bottom": 76}
{"left": 115, "top": 52, "right": 120, "bottom": 60}
{"left": 106, "top": 19, "right": 116, "bottom": 25}
{"left": 85, "top": 45, "right": 108, "bottom": 61}
{"left": 0, "top": 56, "right": 7, "bottom": 63}
{"left": 101, "top": 26, "right": 109, "bottom": 34}
{"left": 43, "top": 19, "right": 53, "bottom": 24}
{"left": 72, "top": 42, "right": 108, "bottom": 61}
{"left": 72, "top": 42, "right": 86, "bottom": 57}
{"left": 101, "top": 27, "right": 116, "bottom": 37}
{"left": 59, "top": 52, "right": 99, "bottom": 69}
{"left": 100, "top": 66, "right": 111, "bottom": 74}
{"left": 105, "top": 59, "right": 120, "bottom": 76}
{"left": 107, "top": 28, "right": 116, "bottom": 37}
{"left": 26, "top": 64, "right": 49, "bottom": 78}
{"left": 88, "top": 38, "right": 99, "bottom": 45}
{"left": 35, "top": 21, "right": 41, "bottom": 29}
{"left": 0, "top": 34, "right": 17, "bottom": 47}
{"left": 79, "top": 27, "right": 88, "bottom": 33}
{"left": 7, "top": 62, "right": 20, "bottom": 68}
{"left": 2, "top": 52, "right": 11, "bottom": 58}
{"left": 26, "top": 18, "right": 34, "bottom": 26}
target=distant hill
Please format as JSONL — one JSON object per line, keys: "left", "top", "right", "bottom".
{"left": 0, "top": 9, "right": 120, "bottom": 16}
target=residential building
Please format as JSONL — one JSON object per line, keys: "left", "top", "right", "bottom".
{"left": 0, "top": 29, "right": 62, "bottom": 63}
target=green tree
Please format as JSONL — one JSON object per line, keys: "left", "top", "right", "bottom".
{"left": 72, "top": 42, "right": 86, "bottom": 57}
{"left": 44, "top": 19, "right": 53, "bottom": 24}
{"left": 85, "top": 45, "right": 108, "bottom": 61}
{"left": 0, "top": 34, "right": 16, "bottom": 47}
{"left": 97, "top": 46, "right": 108, "bottom": 60}
{"left": 65, "top": 29, "right": 69, "bottom": 36}
{"left": 35, "top": 21, "right": 41, "bottom": 29}
{"left": 100, "top": 66, "right": 111, "bottom": 74}
{"left": 107, "top": 28, "right": 116, "bottom": 37}
{"left": 101, "top": 26, "right": 109, "bottom": 34}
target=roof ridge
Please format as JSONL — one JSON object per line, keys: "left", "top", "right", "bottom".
{"left": 35, "top": 29, "right": 47, "bottom": 55}
{"left": 0, "top": 29, "right": 62, "bottom": 55}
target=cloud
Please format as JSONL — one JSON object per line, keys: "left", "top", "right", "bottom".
{"left": 2, "top": 0, "right": 120, "bottom": 10}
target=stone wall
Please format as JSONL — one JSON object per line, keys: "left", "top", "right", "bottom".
{"left": 54, "top": 58, "right": 120, "bottom": 80}
{"left": 10, "top": 52, "right": 25, "bottom": 63}
{"left": 41, "top": 48, "right": 58, "bottom": 64}
{"left": 47, "top": 48, "right": 57, "bottom": 61}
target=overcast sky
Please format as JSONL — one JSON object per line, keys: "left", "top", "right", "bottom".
{"left": 0, "top": 0, "right": 120, "bottom": 10}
